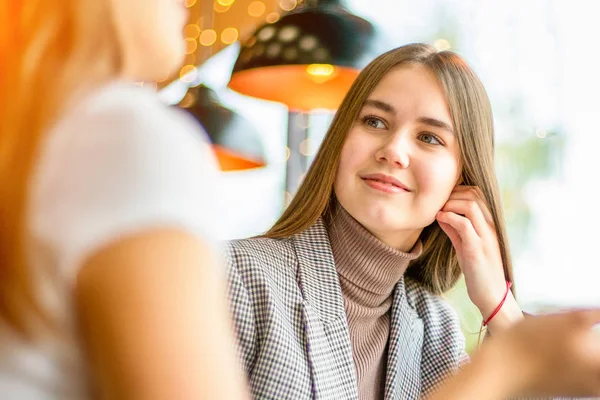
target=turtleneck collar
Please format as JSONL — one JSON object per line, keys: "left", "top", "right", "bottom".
{"left": 326, "top": 201, "right": 423, "bottom": 308}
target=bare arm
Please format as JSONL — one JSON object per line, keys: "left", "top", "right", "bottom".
{"left": 75, "top": 229, "right": 249, "bottom": 400}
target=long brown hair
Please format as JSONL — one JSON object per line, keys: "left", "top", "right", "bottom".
{"left": 266, "top": 43, "right": 513, "bottom": 295}
{"left": 0, "top": 0, "right": 122, "bottom": 337}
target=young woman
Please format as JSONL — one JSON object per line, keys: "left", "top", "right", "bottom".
{"left": 0, "top": 0, "right": 247, "bottom": 399}
{"left": 225, "top": 43, "right": 600, "bottom": 399}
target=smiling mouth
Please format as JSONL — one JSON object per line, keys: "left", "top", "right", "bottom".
{"left": 361, "top": 177, "right": 410, "bottom": 194}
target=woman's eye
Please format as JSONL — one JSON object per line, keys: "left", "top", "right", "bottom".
{"left": 363, "top": 116, "right": 386, "bottom": 129}
{"left": 419, "top": 133, "right": 442, "bottom": 145}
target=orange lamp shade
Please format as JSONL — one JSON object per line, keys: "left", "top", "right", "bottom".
{"left": 212, "top": 145, "right": 265, "bottom": 172}
{"left": 228, "top": 64, "right": 360, "bottom": 112}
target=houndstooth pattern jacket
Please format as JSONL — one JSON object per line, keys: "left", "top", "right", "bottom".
{"left": 225, "top": 218, "right": 468, "bottom": 400}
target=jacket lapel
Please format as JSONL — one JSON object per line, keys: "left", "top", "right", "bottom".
{"left": 384, "top": 277, "right": 424, "bottom": 400}
{"left": 293, "top": 219, "right": 359, "bottom": 400}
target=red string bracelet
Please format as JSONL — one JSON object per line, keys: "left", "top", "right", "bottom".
{"left": 482, "top": 280, "right": 513, "bottom": 327}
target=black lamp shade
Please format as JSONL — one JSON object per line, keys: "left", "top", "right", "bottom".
{"left": 182, "top": 85, "right": 266, "bottom": 171}
{"left": 228, "top": 1, "right": 385, "bottom": 111}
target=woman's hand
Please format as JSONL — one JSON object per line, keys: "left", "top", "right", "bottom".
{"left": 435, "top": 185, "right": 522, "bottom": 333}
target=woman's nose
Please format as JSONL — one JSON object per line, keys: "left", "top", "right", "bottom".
{"left": 375, "top": 134, "right": 410, "bottom": 168}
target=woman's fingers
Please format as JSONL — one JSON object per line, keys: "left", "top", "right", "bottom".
{"left": 441, "top": 199, "right": 490, "bottom": 238}
{"left": 436, "top": 210, "right": 479, "bottom": 245}
{"left": 449, "top": 186, "right": 494, "bottom": 226}
{"left": 437, "top": 219, "right": 461, "bottom": 250}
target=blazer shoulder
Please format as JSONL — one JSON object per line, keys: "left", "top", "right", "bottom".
{"left": 226, "top": 236, "right": 295, "bottom": 266}
{"left": 225, "top": 236, "right": 302, "bottom": 287}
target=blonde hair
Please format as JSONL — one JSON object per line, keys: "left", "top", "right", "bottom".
{"left": 266, "top": 43, "right": 514, "bottom": 295}
{"left": 0, "top": 0, "right": 123, "bottom": 337}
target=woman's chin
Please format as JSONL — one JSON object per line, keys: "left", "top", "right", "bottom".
{"left": 356, "top": 209, "right": 404, "bottom": 232}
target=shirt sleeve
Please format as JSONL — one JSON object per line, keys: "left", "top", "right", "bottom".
{"left": 28, "top": 85, "right": 222, "bottom": 281}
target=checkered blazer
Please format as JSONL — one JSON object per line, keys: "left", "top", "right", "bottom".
{"left": 225, "top": 218, "right": 467, "bottom": 400}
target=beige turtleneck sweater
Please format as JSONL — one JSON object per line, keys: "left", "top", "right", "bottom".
{"left": 326, "top": 203, "right": 423, "bottom": 400}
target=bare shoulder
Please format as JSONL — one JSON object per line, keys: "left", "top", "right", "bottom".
{"left": 76, "top": 228, "right": 242, "bottom": 399}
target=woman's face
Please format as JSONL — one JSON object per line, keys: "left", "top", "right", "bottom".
{"left": 110, "top": 0, "right": 188, "bottom": 81}
{"left": 334, "top": 64, "right": 461, "bottom": 249}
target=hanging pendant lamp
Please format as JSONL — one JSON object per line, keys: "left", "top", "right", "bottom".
{"left": 180, "top": 84, "right": 267, "bottom": 172}
{"left": 228, "top": 0, "right": 385, "bottom": 111}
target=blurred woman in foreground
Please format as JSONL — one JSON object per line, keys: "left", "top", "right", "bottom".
{"left": 0, "top": 0, "right": 248, "bottom": 398}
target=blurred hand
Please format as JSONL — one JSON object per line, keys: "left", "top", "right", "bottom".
{"left": 485, "top": 309, "right": 600, "bottom": 398}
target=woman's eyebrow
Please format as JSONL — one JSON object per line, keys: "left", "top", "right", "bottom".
{"left": 417, "top": 116, "right": 455, "bottom": 135}
{"left": 363, "top": 99, "right": 396, "bottom": 114}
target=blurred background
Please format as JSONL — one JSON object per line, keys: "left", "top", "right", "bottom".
{"left": 148, "top": 0, "right": 599, "bottom": 352}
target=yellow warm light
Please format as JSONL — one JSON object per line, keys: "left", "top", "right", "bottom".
{"left": 248, "top": 1, "right": 266, "bottom": 17}
{"left": 214, "top": 1, "right": 230, "bottom": 12}
{"left": 306, "top": 64, "right": 334, "bottom": 77}
{"left": 299, "top": 139, "right": 315, "bottom": 156}
{"left": 279, "top": 0, "right": 297, "bottom": 11}
{"left": 185, "top": 38, "right": 198, "bottom": 54}
{"left": 180, "top": 65, "right": 198, "bottom": 82}
{"left": 199, "top": 29, "right": 217, "bottom": 46}
{"left": 434, "top": 38, "right": 451, "bottom": 51}
{"left": 156, "top": 71, "right": 171, "bottom": 83}
{"left": 179, "top": 92, "right": 196, "bottom": 108}
{"left": 217, "top": 0, "right": 235, "bottom": 6}
{"left": 221, "top": 27, "right": 239, "bottom": 44}
{"left": 266, "top": 12, "right": 280, "bottom": 23}
{"left": 185, "top": 0, "right": 197, "bottom": 7}
{"left": 306, "top": 64, "right": 338, "bottom": 84}
{"left": 184, "top": 24, "right": 201, "bottom": 39}
{"left": 536, "top": 128, "right": 548, "bottom": 139}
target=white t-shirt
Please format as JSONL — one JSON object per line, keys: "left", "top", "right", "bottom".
{"left": 0, "top": 82, "right": 221, "bottom": 399}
